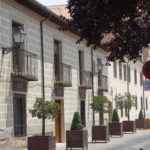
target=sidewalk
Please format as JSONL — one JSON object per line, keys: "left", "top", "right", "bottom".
{"left": 57, "top": 130, "right": 150, "bottom": 150}
{"left": 0, "top": 137, "right": 27, "bottom": 150}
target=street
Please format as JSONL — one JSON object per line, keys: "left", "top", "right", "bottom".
{"left": 0, "top": 130, "right": 150, "bottom": 150}
{"left": 57, "top": 130, "right": 150, "bottom": 150}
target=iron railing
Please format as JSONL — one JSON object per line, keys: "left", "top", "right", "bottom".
{"left": 12, "top": 49, "right": 38, "bottom": 81}
{"left": 55, "top": 63, "right": 72, "bottom": 87}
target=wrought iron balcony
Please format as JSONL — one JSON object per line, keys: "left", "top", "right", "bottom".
{"left": 98, "top": 75, "right": 108, "bottom": 92}
{"left": 54, "top": 63, "right": 72, "bottom": 87}
{"left": 80, "top": 71, "right": 92, "bottom": 89}
{"left": 12, "top": 49, "right": 38, "bottom": 81}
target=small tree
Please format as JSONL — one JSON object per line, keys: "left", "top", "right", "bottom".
{"left": 71, "top": 112, "right": 83, "bottom": 130}
{"left": 138, "top": 110, "right": 144, "bottom": 120}
{"left": 115, "top": 93, "right": 136, "bottom": 120}
{"left": 91, "top": 96, "right": 110, "bottom": 125}
{"left": 29, "top": 98, "right": 59, "bottom": 136}
{"left": 108, "top": 101, "right": 113, "bottom": 122}
{"left": 124, "top": 93, "right": 136, "bottom": 121}
{"left": 112, "top": 109, "right": 120, "bottom": 122}
{"left": 115, "top": 94, "right": 124, "bottom": 117}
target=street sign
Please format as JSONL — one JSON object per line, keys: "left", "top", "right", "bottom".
{"left": 144, "top": 80, "right": 150, "bottom": 91}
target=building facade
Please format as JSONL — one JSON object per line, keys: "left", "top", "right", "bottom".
{"left": 0, "top": 0, "right": 149, "bottom": 143}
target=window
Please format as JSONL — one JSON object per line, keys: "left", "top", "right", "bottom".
{"left": 119, "top": 62, "right": 122, "bottom": 80}
{"left": 123, "top": 64, "right": 127, "bottom": 81}
{"left": 127, "top": 65, "right": 131, "bottom": 82}
{"left": 97, "top": 58, "right": 102, "bottom": 71}
{"left": 140, "top": 73, "right": 143, "bottom": 86}
{"left": 135, "top": 96, "right": 138, "bottom": 110}
{"left": 98, "top": 70, "right": 102, "bottom": 87}
{"left": 141, "top": 96, "right": 143, "bottom": 109}
{"left": 134, "top": 69, "right": 137, "bottom": 84}
{"left": 146, "top": 98, "right": 148, "bottom": 110}
{"left": 113, "top": 61, "right": 117, "bottom": 78}
{"left": 80, "top": 100, "right": 86, "bottom": 126}
{"left": 79, "top": 50, "right": 84, "bottom": 84}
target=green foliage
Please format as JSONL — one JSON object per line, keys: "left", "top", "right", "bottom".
{"left": 68, "top": 0, "right": 150, "bottom": 61}
{"left": 91, "top": 96, "right": 110, "bottom": 113}
{"left": 138, "top": 110, "right": 144, "bottom": 120}
{"left": 112, "top": 109, "right": 120, "bottom": 122}
{"left": 115, "top": 93, "right": 136, "bottom": 110}
{"left": 71, "top": 112, "right": 83, "bottom": 130}
{"left": 29, "top": 98, "right": 59, "bottom": 120}
{"left": 108, "top": 101, "right": 113, "bottom": 121}
{"left": 91, "top": 96, "right": 111, "bottom": 125}
{"left": 115, "top": 94, "right": 124, "bottom": 110}
{"left": 115, "top": 93, "right": 136, "bottom": 120}
{"left": 124, "top": 93, "right": 136, "bottom": 110}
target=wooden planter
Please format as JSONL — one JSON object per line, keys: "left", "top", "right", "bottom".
{"left": 123, "top": 121, "right": 136, "bottom": 133}
{"left": 136, "top": 119, "right": 146, "bottom": 129}
{"left": 92, "top": 125, "right": 109, "bottom": 143}
{"left": 109, "top": 122, "right": 123, "bottom": 137}
{"left": 28, "top": 135, "right": 56, "bottom": 150}
{"left": 144, "top": 119, "right": 150, "bottom": 129}
{"left": 66, "top": 129, "right": 88, "bottom": 150}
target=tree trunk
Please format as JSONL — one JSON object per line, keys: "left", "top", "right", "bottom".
{"left": 128, "top": 108, "right": 130, "bottom": 121}
{"left": 99, "top": 111, "right": 104, "bottom": 125}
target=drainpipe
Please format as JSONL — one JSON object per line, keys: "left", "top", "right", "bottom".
{"left": 40, "top": 18, "right": 48, "bottom": 136}
{"left": 91, "top": 48, "right": 95, "bottom": 126}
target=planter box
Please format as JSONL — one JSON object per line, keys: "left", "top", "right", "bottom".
{"left": 28, "top": 135, "right": 55, "bottom": 150}
{"left": 92, "top": 125, "right": 109, "bottom": 143}
{"left": 123, "top": 121, "right": 136, "bottom": 133}
{"left": 109, "top": 122, "right": 123, "bottom": 137}
{"left": 136, "top": 119, "right": 146, "bottom": 129}
{"left": 145, "top": 119, "right": 150, "bottom": 129}
{"left": 66, "top": 130, "right": 88, "bottom": 150}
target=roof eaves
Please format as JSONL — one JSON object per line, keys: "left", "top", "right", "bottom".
{"left": 14, "top": 0, "right": 66, "bottom": 25}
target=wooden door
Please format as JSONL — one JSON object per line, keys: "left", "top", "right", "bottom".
{"left": 55, "top": 100, "right": 64, "bottom": 143}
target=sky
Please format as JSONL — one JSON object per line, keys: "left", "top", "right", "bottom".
{"left": 36, "top": 0, "right": 67, "bottom": 6}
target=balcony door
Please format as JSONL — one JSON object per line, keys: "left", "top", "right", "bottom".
{"left": 54, "top": 40, "right": 62, "bottom": 82}
{"left": 13, "top": 94, "right": 26, "bottom": 136}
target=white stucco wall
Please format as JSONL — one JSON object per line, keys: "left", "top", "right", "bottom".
{"left": 0, "top": 0, "right": 149, "bottom": 141}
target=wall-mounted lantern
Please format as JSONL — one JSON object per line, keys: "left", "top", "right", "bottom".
{"left": 13, "top": 27, "right": 26, "bottom": 48}
{"left": 2, "top": 28, "right": 26, "bottom": 54}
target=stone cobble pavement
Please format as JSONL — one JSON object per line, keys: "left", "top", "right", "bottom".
{"left": 0, "top": 130, "right": 150, "bottom": 150}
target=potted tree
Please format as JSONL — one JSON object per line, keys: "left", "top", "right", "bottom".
{"left": 91, "top": 96, "right": 110, "bottom": 143}
{"left": 122, "top": 93, "right": 136, "bottom": 133}
{"left": 115, "top": 94, "right": 124, "bottom": 118}
{"left": 109, "top": 109, "right": 123, "bottom": 137}
{"left": 28, "top": 98, "right": 59, "bottom": 150}
{"left": 136, "top": 110, "right": 146, "bottom": 129}
{"left": 66, "top": 112, "right": 88, "bottom": 150}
